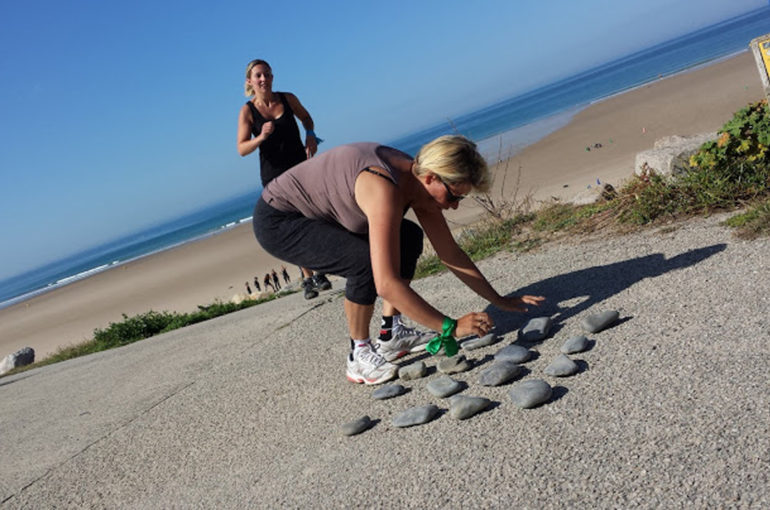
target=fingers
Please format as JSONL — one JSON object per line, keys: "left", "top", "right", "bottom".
{"left": 457, "top": 312, "right": 494, "bottom": 338}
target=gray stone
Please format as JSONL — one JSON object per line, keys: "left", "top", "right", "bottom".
{"left": 461, "top": 333, "right": 498, "bottom": 351}
{"left": 392, "top": 405, "right": 440, "bottom": 428}
{"left": 495, "top": 344, "right": 532, "bottom": 363}
{"left": 426, "top": 376, "right": 463, "bottom": 398}
{"left": 0, "top": 347, "right": 35, "bottom": 375}
{"left": 544, "top": 354, "right": 579, "bottom": 377}
{"left": 581, "top": 310, "right": 619, "bottom": 333}
{"left": 634, "top": 132, "right": 717, "bottom": 177}
{"left": 341, "top": 416, "right": 373, "bottom": 436}
{"left": 437, "top": 355, "right": 472, "bottom": 374}
{"left": 519, "top": 317, "right": 552, "bottom": 342}
{"left": 449, "top": 395, "right": 491, "bottom": 420}
{"left": 478, "top": 361, "right": 522, "bottom": 386}
{"left": 561, "top": 335, "right": 591, "bottom": 354}
{"left": 399, "top": 361, "right": 427, "bottom": 381}
{"left": 372, "top": 384, "right": 406, "bottom": 400}
{"left": 509, "top": 379, "right": 553, "bottom": 409}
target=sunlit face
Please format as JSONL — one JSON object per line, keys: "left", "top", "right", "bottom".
{"left": 431, "top": 174, "right": 471, "bottom": 210}
{"left": 248, "top": 64, "right": 273, "bottom": 94}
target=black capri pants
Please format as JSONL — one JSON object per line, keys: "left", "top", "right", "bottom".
{"left": 253, "top": 197, "right": 424, "bottom": 305}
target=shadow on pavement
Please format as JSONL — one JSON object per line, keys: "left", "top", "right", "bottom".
{"left": 485, "top": 243, "right": 727, "bottom": 337}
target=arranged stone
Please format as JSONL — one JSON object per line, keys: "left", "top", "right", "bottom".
{"left": 426, "top": 376, "right": 463, "bottom": 398}
{"left": 509, "top": 379, "right": 553, "bottom": 409}
{"left": 544, "top": 354, "right": 579, "bottom": 377}
{"left": 561, "top": 335, "right": 591, "bottom": 354}
{"left": 0, "top": 347, "right": 35, "bottom": 375}
{"left": 392, "top": 404, "right": 440, "bottom": 428}
{"left": 372, "top": 384, "right": 406, "bottom": 400}
{"left": 495, "top": 344, "right": 532, "bottom": 363}
{"left": 581, "top": 310, "right": 619, "bottom": 333}
{"left": 478, "top": 361, "right": 522, "bottom": 386}
{"left": 449, "top": 395, "right": 491, "bottom": 420}
{"left": 341, "top": 415, "right": 373, "bottom": 436}
{"left": 519, "top": 317, "right": 552, "bottom": 342}
{"left": 437, "top": 354, "right": 472, "bottom": 374}
{"left": 462, "top": 333, "right": 498, "bottom": 351}
{"left": 399, "top": 361, "right": 427, "bottom": 381}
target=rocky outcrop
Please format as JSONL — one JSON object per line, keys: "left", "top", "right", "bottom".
{"left": 635, "top": 132, "right": 717, "bottom": 177}
{"left": 0, "top": 347, "right": 35, "bottom": 375}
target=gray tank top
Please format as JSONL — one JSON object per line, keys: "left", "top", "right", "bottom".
{"left": 261, "top": 143, "right": 402, "bottom": 234}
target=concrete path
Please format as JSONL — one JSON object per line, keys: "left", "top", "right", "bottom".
{"left": 1, "top": 214, "right": 768, "bottom": 508}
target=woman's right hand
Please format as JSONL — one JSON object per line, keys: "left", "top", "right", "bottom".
{"left": 259, "top": 121, "right": 275, "bottom": 139}
{"left": 455, "top": 311, "right": 494, "bottom": 338}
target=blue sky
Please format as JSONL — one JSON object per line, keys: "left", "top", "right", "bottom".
{"left": 0, "top": 0, "right": 766, "bottom": 281}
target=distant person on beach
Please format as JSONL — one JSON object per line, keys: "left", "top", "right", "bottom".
{"left": 253, "top": 276, "right": 261, "bottom": 293}
{"left": 253, "top": 135, "right": 545, "bottom": 385}
{"left": 237, "top": 58, "right": 331, "bottom": 300}
{"left": 281, "top": 265, "right": 290, "bottom": 284}
{"left": 245, "top": 281, "right": 253, "bottom": 295}
{"left": 264, "top": 273, "right": 274, "bottom": 292}
{"left": 271, "top": 269, "right": 281, "bottom": 291}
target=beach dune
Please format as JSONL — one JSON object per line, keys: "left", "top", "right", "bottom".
{"left": 0, "top": 51, "right": 764, "bottom": 360}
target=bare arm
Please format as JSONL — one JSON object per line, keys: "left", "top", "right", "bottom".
{"left": 414, "top": 202, "right": 545, "bottom": 312}
{"left": 237, "top": 104, "right": 273, "bottom": 157}
{"left": 285, "top": 92, "right": 317, "bottom": 158}
{"left": 356, "top": 171, "right": 494, "bottom": 337}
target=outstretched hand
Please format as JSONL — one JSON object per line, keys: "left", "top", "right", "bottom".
{"left": 495, "top": 294, "right": 546, "bottom": 313}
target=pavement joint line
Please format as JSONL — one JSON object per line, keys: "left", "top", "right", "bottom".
{"left": 2, "top": 380, "right": 196, "bottom": 504}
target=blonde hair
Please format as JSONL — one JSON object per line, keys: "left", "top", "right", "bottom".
{"left": 414, "top": 135, "right": 490, "bottom": 192}
{"left": 244, "top": 59, "right": 271, "bottom": 97}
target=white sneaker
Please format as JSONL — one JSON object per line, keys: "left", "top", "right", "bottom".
{"left": 346, "top": 343, "right": 398, "bottom": 385}
{"left": 376, "top": 324, "right": 433, "bottom": 362}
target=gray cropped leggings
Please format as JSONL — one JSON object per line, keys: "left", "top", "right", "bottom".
{"left": 253, "top": 197, "right": 424, "bottom": 305}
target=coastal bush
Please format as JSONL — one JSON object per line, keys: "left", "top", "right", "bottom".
{"left": 690, "top": 101, "right": 770, "bottom": 171}
{"left": 615, "top": 102, "right": 770, "bottom": 226}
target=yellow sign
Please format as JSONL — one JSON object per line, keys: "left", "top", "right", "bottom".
{"left": 761, "top": 38, "right": 770, "bottom": 77}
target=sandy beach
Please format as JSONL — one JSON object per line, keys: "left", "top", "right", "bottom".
{"left": 0, "top": 51, "right": 764, "bottom": 361}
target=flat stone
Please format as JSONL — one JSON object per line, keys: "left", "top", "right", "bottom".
{"left": 399, "top": 361, "right": 427, "bottom": 381}
{"left": 392, "top": 405, "right": 440, "bottom": 428}
{"left": 544, "top": 354, "right": 579, "bottom": 377}
{"left": 509, "top": 379, "right": 553, "bottom": 409}
{"left": 341, "top": 415, "right": 373, "bottom": 436}
{"left": 478, "top": 361, "right": 522, "bottom": 386}
{"left": 581, "top": 310, "right": 619, "bottom": 333}
{"left": 561, "top": 335, "right": 591, "bottom": 354}
{"left": 449, "top": 395, "right": 491, "bottom": 420}
{"left": 495, "top": 344, "right": 532, "bottom": 363}
{"left": 437, "top": 355, "right": 472, "bottom": 374}
{"left": 519, "top": 317, "right": 552, "bottom": 342}
{"left": 426, "top": 376, "right": 463, "bottom": 398}
{"left": 461, "top": 333, "right": 498, "bottom": 351}
{"left": 372, "top": 384, "right": 406, "bottom": 400}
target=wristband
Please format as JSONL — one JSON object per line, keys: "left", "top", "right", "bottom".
{"left": 306, "top": 129, "right": 323, "bottom": 145}
{"left": 425, "top": 316, "right": 459, "bottom": 357}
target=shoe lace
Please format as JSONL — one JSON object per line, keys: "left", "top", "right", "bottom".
{"left": 357, "top": 347, "right": 387, "bottom": 368}
{"left": 393, "top": 324, "right": 419, "bottom": 340}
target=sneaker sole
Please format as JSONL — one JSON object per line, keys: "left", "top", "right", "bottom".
{"left": 346, "top": 370, "right": 397, "bottom": 385}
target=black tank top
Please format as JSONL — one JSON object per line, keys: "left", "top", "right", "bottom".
{"left": 247, "top": 92, "right": 307, "bottom": 186}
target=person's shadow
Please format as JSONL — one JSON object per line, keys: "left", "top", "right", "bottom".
{"left": 484, "top": 243, "right": 726, "bottom": 337}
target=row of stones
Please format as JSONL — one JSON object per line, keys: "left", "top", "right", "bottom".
{"left": 341, "top": 310, "right": 619, "bottom": 435}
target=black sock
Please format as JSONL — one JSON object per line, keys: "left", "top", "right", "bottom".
{"left": 379, "top": 316, "right": 394, "bottom": 341}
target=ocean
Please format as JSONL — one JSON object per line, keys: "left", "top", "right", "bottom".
{"left": 3, "top": 7, "right": 770, "bottom": 310}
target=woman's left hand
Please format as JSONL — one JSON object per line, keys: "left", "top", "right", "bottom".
{"left": 306, "top": 135, "right": 318, "bottom": 158}
{"left": 494, "top": 294, "right": 545, "bottom": 313}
